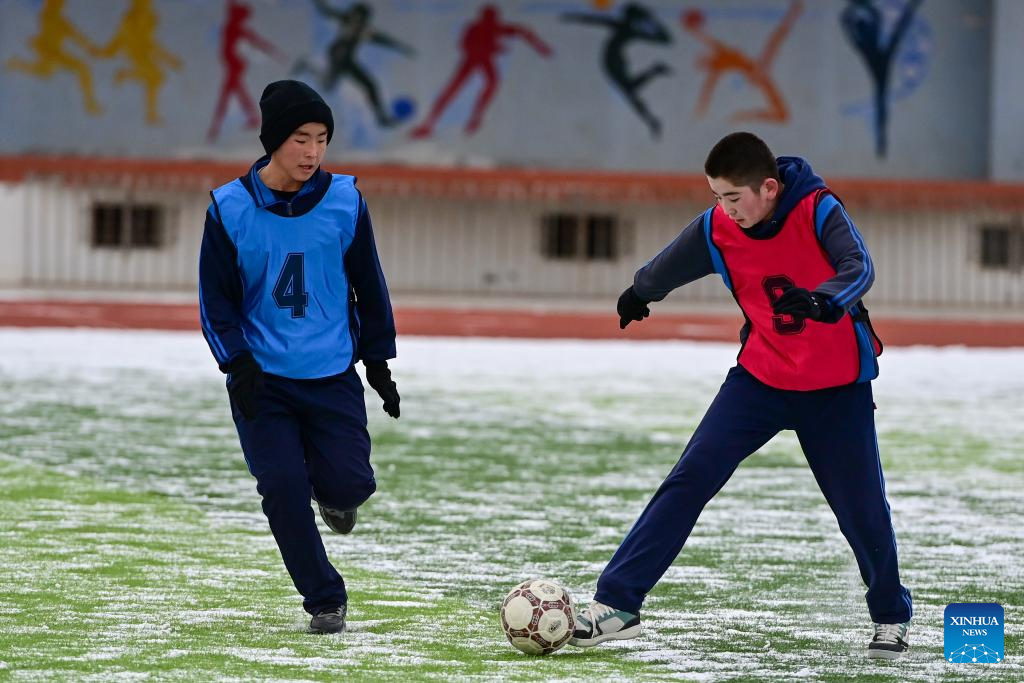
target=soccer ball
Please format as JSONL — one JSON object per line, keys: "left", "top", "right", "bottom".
{"left": 500, "top": 579, "right": 575, "bottom": 655}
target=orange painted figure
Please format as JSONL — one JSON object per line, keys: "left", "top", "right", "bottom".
{"left": 94, "top": 0, "right": 183, "bottom": 125}
{"left": 410, "top": 4, "right": 553, "bottom": 138}
{"left": 5, "top": 0, "right": 103, "bottom": 115}
{"left": 208, "top": 0, "right": 286, "bottom": 142}
{"left": 683, "top": 1, "right": 803, "bottom": 123}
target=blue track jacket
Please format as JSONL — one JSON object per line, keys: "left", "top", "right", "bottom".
{"left": 634, "top": 157, "right": 874, "bottom": 325}
{"left": 199, "top": 157, "right": 396, "bottom": 378}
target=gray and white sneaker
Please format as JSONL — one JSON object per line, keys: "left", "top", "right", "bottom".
{"left": 309, "top": 605, "right": 347, "bottom": 634}
{"left": 867, "top": 621, "right": 910, "bottom": 659}
{"left": 568, "top": 601, "right": 642, "bottom": 647}
{"left": 317, "top": 503, "right": 357, "bottom": 534}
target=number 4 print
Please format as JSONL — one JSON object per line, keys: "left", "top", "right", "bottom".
{"left": 273, "top": 253, "right": 308, "bottom": 318}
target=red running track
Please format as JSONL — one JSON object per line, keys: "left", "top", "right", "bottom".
{"left": 0, "top": 300, "right": 1022, "bottom": 347}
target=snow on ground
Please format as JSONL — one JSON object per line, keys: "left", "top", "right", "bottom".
{"left": 0, "top": 329, "right": 1021, "bottom": 681}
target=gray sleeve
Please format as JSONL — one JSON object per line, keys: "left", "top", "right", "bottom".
{"left": 813, "top": 202, "right": 875, "bottom": 323}
{"left": 633, "top": 213, "right": 714, "bottom": 302}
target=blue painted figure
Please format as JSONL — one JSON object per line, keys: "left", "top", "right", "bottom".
{"left": 840, "top": 0, "right": 925, "bottom": 157}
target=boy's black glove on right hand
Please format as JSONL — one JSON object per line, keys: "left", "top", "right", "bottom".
{"left": 227, "top": 351, "right": 264, "bottom": 420}
{"left": 364, "top": 360, "right": 401, "bottom": 419}
{"left": 617, "top": 286, "right": 651, "bottom": 329}
{"left": 772, "top": 287, "right": 825, "bottom": 323}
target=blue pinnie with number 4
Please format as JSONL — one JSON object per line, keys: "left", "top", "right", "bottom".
{"left": 199, "top": 80, "right": 398, "bottom": 635}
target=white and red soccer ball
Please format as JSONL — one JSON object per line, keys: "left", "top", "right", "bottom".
{"left": 500, "top": 579, "right": 575, "bottom": 655}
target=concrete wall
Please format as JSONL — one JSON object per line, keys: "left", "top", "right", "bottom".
{"left": 858, "top": 205, "right": 1023, "bottom": 307}
{"left": 0, "top": 183, "right": 26, "bottom": 287}
{"left": 11, "top": 179, "right": 1022, "bottom": 308}
{"left": 0, "top": 0, "right": 998, "bottom": 179}
{"left": 19, "top": 180, "right": 205, "bottom": 291}
{"left": 989, "top": 0, "right": 1024, "bottom": 180}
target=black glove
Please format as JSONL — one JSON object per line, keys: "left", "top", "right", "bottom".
{"left": 772, "top": 287, "right": 825, "bottom": 323}
{"left": 617, "top": 286, "right": 651, "bottom": 329}
{"left": 364, "top": 360, "right": 400, "bottom": 419}
{"left": 227, "top": 352, "right": 264, "bottom": 420}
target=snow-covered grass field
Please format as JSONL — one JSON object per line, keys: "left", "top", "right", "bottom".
{"left": 0, "top": 329, "right": 1020, "bottom": 681}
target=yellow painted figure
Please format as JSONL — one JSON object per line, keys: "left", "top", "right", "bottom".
{"left": 6, "top": 0, "right": 103, "bottom": 115}
{"left": 95, "top": 0, "right": 182, "bottom": 125}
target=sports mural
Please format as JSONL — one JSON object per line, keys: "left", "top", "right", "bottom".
{"left": 0, "top": 0, "right": 984, "bottom": 178}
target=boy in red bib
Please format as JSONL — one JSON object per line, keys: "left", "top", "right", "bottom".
{"left": 570, "top": 132, "right": 912, "bottom": 659}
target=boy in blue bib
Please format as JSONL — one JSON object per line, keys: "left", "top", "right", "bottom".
{"left": 199, "top": 79, "right": 399, "bottom": 634}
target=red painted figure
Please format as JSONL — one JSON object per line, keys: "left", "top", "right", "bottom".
{"left": 410, "top": 4, "right": 552, "bottom": 138}
{"left": 208, "top": 0, "right": 285, "bottom": 142}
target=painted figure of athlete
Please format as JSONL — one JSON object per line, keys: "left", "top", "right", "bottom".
{"left": 94, "top": 0, "right": 183, "bottom": 125}
{"left": 6, "top": 0, "right": 104, "bottom": 115}
{"left": 410, "top": 4, "right": 552, "bottom": 138}
{"left": 840, "top": 0, "right": 925, "bottom": 157}
{"left": 562, "top": 3, "right": 672, "bottom": 139}
{"left": 683, "top": 1, "right": 803, "bottom": 123}
{"left": 208, "top": 0, "right": 286, "bottom": 142}
{"left": 294, "top": 0, "right": 414, "bottom": 127}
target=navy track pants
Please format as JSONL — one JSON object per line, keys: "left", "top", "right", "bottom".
{"left": 595, "top": 364, "right": 912, "bottom": 623}
{"left": 230, "top": 367, "right": 375, "bottom": 615}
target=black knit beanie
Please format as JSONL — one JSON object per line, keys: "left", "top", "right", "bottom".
{"left": 258, "top": 80, "right": 334, "bottom": 155}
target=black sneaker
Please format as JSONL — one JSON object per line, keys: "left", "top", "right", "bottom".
{"left": 568, "top": 601, "right": 642, "bottom": 648}
{"left": 867, "top": 621, "right": 910, "bottom": 659}
{"left": 318, "top": 503, "right": 357, "bottom": 534}
{"left": 309, "top": 605, "right": 347, "bottom": 634}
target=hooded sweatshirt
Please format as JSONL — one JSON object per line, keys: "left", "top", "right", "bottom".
{"left": 632, "top": 156, "right": 878, "bottom": 388}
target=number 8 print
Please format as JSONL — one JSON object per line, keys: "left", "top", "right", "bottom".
{"left": 762, "top": 274, "right": 803, "bottom": 335}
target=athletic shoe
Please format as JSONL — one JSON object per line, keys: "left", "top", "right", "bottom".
{"left": 309, "top": 605, "right": 347, "bottom": 634}
{"left": 318, "top": 503, "right": 357, "bottom": 534}
{"left": 867, "top": 621, "right": 910, "bottom": 659}
{"left": 568, "top": 601, "right": 642, "bottom": 647}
